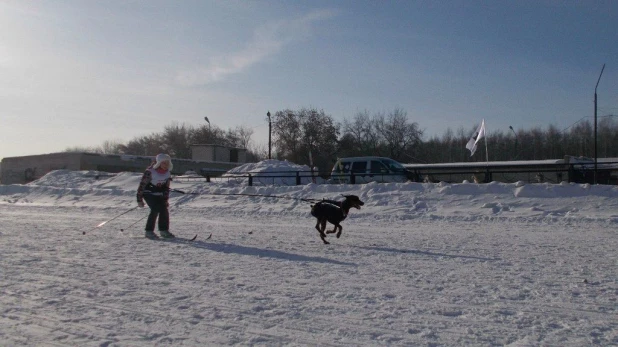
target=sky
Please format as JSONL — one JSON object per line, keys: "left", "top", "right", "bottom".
{"left": 1, "top": 0, "right": 617, "bottom": 161}
{"left": 1, "top": 161, "right": 617, "bottom": 345}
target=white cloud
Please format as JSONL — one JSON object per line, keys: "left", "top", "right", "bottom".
{"left": 175, "top": 9, "right": 337, "bottom": 87}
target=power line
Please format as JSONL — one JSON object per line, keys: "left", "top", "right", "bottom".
{"left": 562, "top": 114, "right": 617, "bottom": 133}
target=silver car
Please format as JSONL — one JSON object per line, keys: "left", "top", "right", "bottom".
{"left": 330, "top": 157, "right": 413, "bottom": 184}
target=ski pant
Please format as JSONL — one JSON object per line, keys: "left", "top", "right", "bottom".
{"left": 143, "top": 194, "right": 169, "bottom": 232}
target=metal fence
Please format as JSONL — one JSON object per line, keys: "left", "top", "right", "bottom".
{"left": 173, "top": 162, "right": 618, "bottom": 186}
{"left": 408, "top": 162, "right": 618, "bottom": 185}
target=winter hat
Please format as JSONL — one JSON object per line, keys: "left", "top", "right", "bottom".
{"left": 153, "top": 153, "right": 173, "bottom": 171}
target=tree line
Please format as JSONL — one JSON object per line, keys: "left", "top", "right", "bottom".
{"left": 270, "top": 109, "right": 618, "bottom": 173}
{"left": 66, "top": 109, "right": 618, "bottom": 175}
{"left": 65, "top": 122, "right": 266, "bottom": 163}
{"left": 419, "top": 115, "right": 618, "bottom": 164}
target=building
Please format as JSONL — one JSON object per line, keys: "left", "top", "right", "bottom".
{"left": 1, "top": 149, "right": 247, "bottom": 185}
{"left": 191, "top": 144, "right": 246, "bottom": 163}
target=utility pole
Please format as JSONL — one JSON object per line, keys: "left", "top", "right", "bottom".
{"left": 594, "top": 64, "right": 605, "bottom": 184}
{"left": 267, "top": 111, "right": 272, "bottom": 159}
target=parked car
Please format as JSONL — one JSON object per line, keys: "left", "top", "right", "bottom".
{"left": 330, "top": 157, "right": 414, "bottom": 183}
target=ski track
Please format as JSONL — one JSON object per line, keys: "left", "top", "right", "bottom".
{"left": 1, "top": 205, "right": 617, "bottom": 346}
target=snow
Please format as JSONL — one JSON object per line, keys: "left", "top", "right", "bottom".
{"left": 1, "top": 160, "right": 617, "bottom": 346}
{"left": 223, "top": 159, "right": 323, "bottom": 185}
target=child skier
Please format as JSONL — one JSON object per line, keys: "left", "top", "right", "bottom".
{"left": 136, "top": 153, "right": 174, "bottom": 239}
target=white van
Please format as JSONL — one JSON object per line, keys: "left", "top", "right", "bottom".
{"left": 330, "top": 157, "right": 414, "bottom": 183}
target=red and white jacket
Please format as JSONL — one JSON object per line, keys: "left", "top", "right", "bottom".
{"left": 136, "top": 166, "right": 171, "bottom": 203}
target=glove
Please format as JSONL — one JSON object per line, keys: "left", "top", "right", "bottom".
{"left": 138, "top": 200, "right": 145, "bottom": 208}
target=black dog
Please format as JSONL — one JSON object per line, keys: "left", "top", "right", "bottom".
{"left": 310, "top": 195, "right": 364, "bottom": 244}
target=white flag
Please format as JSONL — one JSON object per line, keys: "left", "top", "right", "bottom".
{"left": 465, "top": 119, "right": 485, "bottom": 156}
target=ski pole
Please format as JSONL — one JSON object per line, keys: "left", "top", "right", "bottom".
{"left": 119, "top": 214, "right": 148, "bottom": 232}
{"left": 170, "top": 189, "right": 199, "bottom": 195}
{"left": 82, "top": 206, "right": 138, "bottom": 235}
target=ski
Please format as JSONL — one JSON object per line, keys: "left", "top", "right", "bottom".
{"left": 154, "top": 233, "right": 211, "bottom": 242}
{"left": 158, "top": 234, "right": 198, "bottom": 242}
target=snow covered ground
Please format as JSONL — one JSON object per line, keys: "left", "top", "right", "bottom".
{"left": 1, "top": 161, "right": 617, "bottom": 346}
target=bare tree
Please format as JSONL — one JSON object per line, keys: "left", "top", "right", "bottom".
{"left": 64, "top": 145, "right": 99, "bottom": 153}
{"left": 234, "top": 125, "right": 254, "bottom": 149}
{"left": 161, "top": 123, "right": 192, "bottom": 159}
{"left": 64, "top": 139, "right": 125, "bottom": 154}
{"left": 341, "top": 110, "right": 375, "bottom": 155}
{"left": 272, "top": 109, "right": 302, "bottom": 162}
{"left": 299, "top": 109, "right": 339, "bottom": 173}
{"left": 598, "top": 116, "right": 618, "bottom": 158}
{"left": 246, "top": 142, "right": 268, "bottom": 162}
{"left": 374, "top": 108, "right": 423, "bottom": 162}
{"left": 545, "top": 124, "right": 563, "bottom": 160}
{"left": 100, "top": 140, "right": 126, "bottom": 154}
{"left": 122, "top": 134, "right": 165, "bottom": 156}
{"left": 269, "top": 108, "right": 339, "bottom": 171}
{"left": 568, "top": 121, "right": 594, "bottom": 158}
{"left": 189, "top": 125, "right": 215, "bottom": 145}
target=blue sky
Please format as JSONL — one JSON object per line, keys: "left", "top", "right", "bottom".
{"left": 1, "top": 0, "right": 617, "bottom": 161}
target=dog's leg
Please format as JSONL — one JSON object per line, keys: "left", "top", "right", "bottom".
{"left": 325, "top": 222, "right": 336, "bottom": 234}
{"left": 318, "top": 220, "right": 329, "bottom": 244}
{"left": 335, "top": 224, "right": 343, "bottom": 238}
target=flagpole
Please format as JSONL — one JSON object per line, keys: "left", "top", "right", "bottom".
{"left": 484, "top": 129, "right": 489, "bottom": 163}
{"left": 484, "top": 121, "right": 489, "bottom": 183}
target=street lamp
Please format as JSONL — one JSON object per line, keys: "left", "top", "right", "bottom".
{"left": 509, "top": 126, "right": 519, "bottom": 160}
{"left": 267, "top": 111, "right": 272, "bottom": 159}
{"left": 594, "top": 64, "right": 605, "bottom": 184}
{"left": 204, "top": 116, "right": 214, "bottom": 160}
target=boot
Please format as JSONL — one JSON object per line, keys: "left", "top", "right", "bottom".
{"left": 145, "top": 230, "right": 159, "bottom": 239}
{"left": 159, "top": 230, "right": 175, "bottom": 239}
